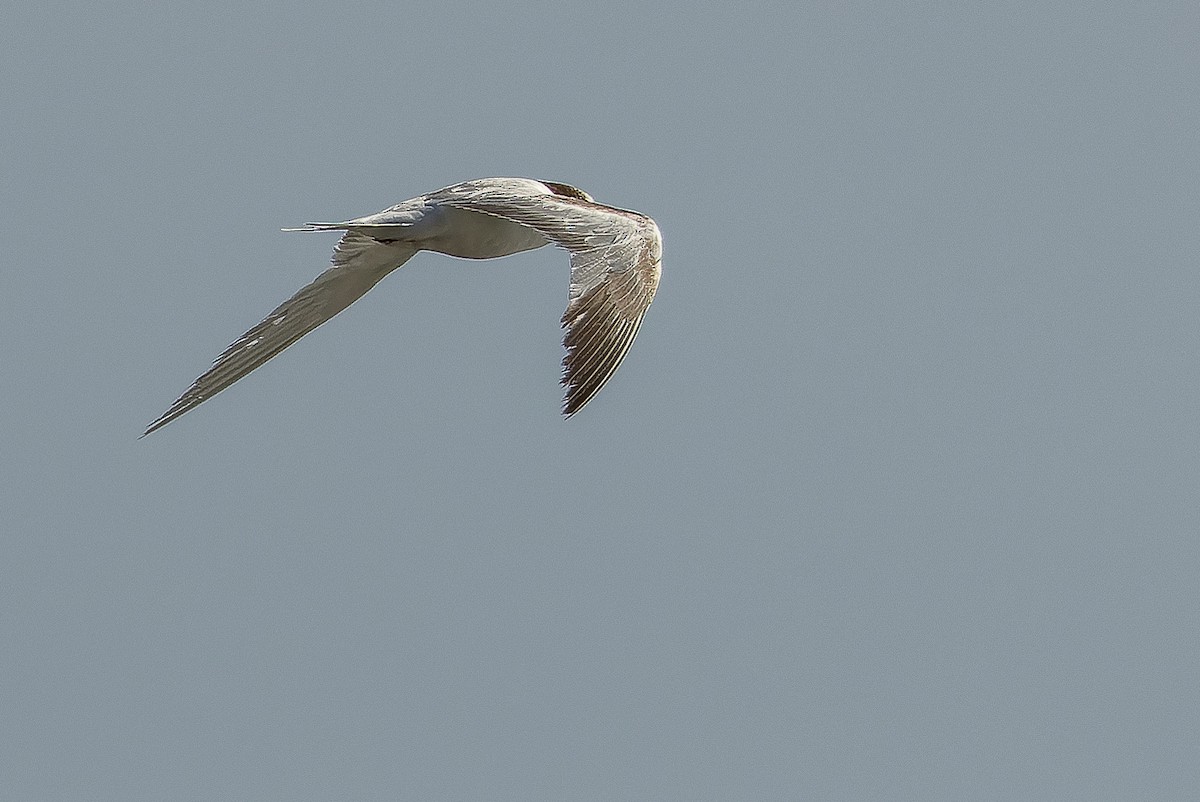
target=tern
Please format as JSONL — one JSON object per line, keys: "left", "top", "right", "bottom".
{"left": 143, "top": 178, "right": 662, "bottom": 436}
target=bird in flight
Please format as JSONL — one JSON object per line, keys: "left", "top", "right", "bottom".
{"left": 143, "top": 177, "right": 662, "bottom": 436}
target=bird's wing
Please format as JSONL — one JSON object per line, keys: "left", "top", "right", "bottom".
{"left": 434, "top": 183, "right": 662, "bottom": 416}
{"left": 143, "top": 232, "right": 415, "bottom": 436}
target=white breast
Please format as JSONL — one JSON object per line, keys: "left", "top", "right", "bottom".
{"left": 421, "top": 205, "right": 549, "bottom": 260}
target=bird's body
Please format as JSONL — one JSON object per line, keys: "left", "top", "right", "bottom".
{"left": 143, "top": 177, "right": 661, "bottom": 436}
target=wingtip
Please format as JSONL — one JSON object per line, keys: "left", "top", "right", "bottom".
{"left": 560, "top": 391, "right": 587, "bottom": 419}
{"left": 139, "top": 418, "right": 167, "bottom": 439}
{"left": 141, "top": 404, "right": 188, "bottom": 438}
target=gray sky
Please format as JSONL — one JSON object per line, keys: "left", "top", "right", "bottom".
{"left": 4, "top": 2, "right": 1199, "bottom": 799}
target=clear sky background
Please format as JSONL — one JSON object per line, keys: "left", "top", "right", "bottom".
{"left": 4, "top": 3, "right": 1199, "bottom": 799}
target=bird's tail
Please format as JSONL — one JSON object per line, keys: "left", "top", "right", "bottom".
{"left": 281, "top": 222, "right": 351, "bottom": 233}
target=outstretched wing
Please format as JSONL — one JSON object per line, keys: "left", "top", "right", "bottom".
{"left": 434, "top": 181, "right": 662, "bottom": 416}
{"left": 143, "top": 233, "right": 415, "bottom": 436}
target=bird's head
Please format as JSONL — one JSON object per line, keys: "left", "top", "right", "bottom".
{"left": 540, "top": 181, "right": 594, "bottom": 203}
